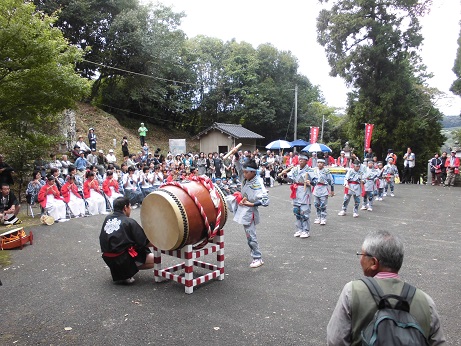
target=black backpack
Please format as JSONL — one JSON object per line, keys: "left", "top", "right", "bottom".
{"left": 360, "top": 277, "right": 429, "bottom": 346}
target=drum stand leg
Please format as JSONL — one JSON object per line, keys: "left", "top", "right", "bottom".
{"left": 153, "top": 229, "right": 225, "bottom": 294}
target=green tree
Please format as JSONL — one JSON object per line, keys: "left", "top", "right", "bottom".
{"left": 451, "top": 129, "right": 461, "bottom": 146}
{"left": 317, "top": 0, "right": 444, "bottom": 178}
{"left": 450, "top": 24, "right": 461, "bottom": 99}
{"left": 34, "top": 0, "right": 324, "bottom": 143}
{"left": 183, "top": 35, "right": 228, "bottom": 130}
{"left": 91, "top": 4, "right": 191, "bottom": 130}
{"left": 34, "top": 0, "right": 139, "bottom": 79}
{"left": 184, "top": 39, "right": 322, "bottom": 140}
{"left": 0, "top": 0, "right": 89, "bottom": 197}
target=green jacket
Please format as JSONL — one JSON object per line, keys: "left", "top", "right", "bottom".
{"left": 350, "top": 278, "right": 431, "bottom": 345}
{"left": 138, "top": 126, "right": 148, "bottom": 136}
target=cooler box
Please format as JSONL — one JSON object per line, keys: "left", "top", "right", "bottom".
{"left": 333, "top": 174, "right": 345, "bottom": 185}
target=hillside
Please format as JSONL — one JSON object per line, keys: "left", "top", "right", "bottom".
{"left": 441, "top": 115, "right": 461, "bottom": 128}
{"left": 0, "top": 103, "right": 200, "bottom": 245}
{"left": 74, "top": 102, "right": 200, "bottom": 158}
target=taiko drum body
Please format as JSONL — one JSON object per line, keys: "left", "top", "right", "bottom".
{"left": 141, "top": 180, "right": 227, "bottom": 251}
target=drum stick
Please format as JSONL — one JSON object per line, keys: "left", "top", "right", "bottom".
{"left": 277, "top": 165, "right": 294, "bottom": 177}
{"left": 223, "top": 143, "right": 242, "bottom": 160}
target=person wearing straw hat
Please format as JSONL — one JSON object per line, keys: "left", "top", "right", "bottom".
{"left": 76, "top": 135, "right": 91, "bottom": 155}
{"left": 287, "top": 152, "right": 315, "bottom": 238}
{"left": 312, "top": 159, "right": 335, "bottom": 225}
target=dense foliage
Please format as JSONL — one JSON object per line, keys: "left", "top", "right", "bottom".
{"left": 34, "top": 0, "right": 324, "bottom": 143}
{"left": 0, "top": 0, "right": 89, "bottom": 193}
{"left": 317, "top": 0, "right": 445, "bottom": 176}
{"left": 450, "top": 24, "right": 461, "bottom": 102}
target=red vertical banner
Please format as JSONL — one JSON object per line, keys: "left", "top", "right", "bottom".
{"left": 364, "top": 123, "right": 374, "bottom": 150}
{"left": 310, "top": 127, "right": 319, "bottom": 144}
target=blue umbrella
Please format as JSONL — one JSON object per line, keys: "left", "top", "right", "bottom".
{"left": 265, "top": 140, "right": 292, "bottom": 150}
{"left": 289, "top": 139, "right": 310, "bottom": 147}
{"left": 301, "top": 143, "right": 332, "bottom": 153}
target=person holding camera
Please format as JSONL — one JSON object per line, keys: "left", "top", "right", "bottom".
{"left": 123, "top": 166, "right": 143, "bottom": 208}
{"left": 121, "top": 136, "right": 129, "bottom": 158}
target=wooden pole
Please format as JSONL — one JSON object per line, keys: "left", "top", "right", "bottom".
{"left": 223, "top": 143, "right": 242, "bottom": 160}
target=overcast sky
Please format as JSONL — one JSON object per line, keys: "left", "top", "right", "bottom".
{"left": 152, "top": 0, "right": 461, "bottom": 115}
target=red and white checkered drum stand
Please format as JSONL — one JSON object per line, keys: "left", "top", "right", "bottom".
{"left": 141, "top": 176, "right": 227, "bottom": 294}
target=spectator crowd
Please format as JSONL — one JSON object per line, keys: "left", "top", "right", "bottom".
{"left": 1, "top": 124, "right": 460, "bottom": 226}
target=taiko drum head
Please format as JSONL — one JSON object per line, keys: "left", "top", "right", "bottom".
{"left": 141, "top": 190, "right": 188, "bottom": 250}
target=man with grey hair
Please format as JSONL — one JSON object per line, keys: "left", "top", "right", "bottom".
{"left": 327, "top": 230, "right": 445, "bottom": 345}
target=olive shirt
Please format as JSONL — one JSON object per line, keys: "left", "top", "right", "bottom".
{"left": 326, "top": 273, "right": 446, "bottom": 346}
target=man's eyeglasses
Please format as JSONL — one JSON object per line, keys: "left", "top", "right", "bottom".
{"left": 356, "top": 252, "right": 373, "bottom": 257}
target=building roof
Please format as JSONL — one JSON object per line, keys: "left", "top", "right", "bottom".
{"left": 195, "top": 122, "right": 264, "bottom": 139}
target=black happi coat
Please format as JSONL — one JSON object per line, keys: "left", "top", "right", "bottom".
{"left": 99, "top": 212, "right": 149, "bottom": 281}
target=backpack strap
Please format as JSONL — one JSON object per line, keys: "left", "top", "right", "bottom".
{"left": 360, "top": 277, "right": 384, "bottom": 305}
{"left": 361, "top": 277, "right": 417, "bottom": 312}
{"left": 394, "top": 282, "right": 416, "bottom": 312}
{"left": 400, "top": 282, "right": 416, "bottom": 304}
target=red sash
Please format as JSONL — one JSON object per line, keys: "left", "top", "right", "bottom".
{"left": 103, "top": 246, "right": 138, "bottom": 258}
{"left": 290, "top": 184, "right": 299, "bottom": 199}
{"left": 233, "top": 191, "right": 243, "bottom": 204}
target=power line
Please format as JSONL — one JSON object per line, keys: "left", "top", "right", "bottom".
{"left": 93, "top": 102, "right": 209, "bottom": 129}
{"left": 94, "top": 102, "right": 180, "bottom": 124}
{"left": 82, "top": 59, "right": 199, "bottom": 86}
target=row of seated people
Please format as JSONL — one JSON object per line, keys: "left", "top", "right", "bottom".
{"left": 26, "top": 163, "right": 243, "bottom": 222}
{"left": 33, "top": 172, "right": 111, "bottom": 222}
{"left": 27, "top": 169, "right": 138, "bottom": 221}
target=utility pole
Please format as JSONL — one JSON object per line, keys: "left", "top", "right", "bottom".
{"left": 321, "top": 113, "right": 325, "bottom": 142}
{"left": 294, "top": 84, "right": 298, "bottom": 141}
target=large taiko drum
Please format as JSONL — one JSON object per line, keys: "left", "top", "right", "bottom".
{"left": 141, "top": 180, "right": 228, "bottom": 251}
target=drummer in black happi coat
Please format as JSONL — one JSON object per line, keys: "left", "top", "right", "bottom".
{"left": 100, "top": 197, "right": 154, "bottom": 284}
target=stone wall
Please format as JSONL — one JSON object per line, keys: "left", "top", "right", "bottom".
{"left": 59, "top": 109, "right": 76, "bottom": 152}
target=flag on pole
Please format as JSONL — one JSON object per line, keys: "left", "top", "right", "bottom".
{"left": 309, "top": 127, "right": 319, "bottom": 144}
{"left": 364, "top": 123, "right": 374, "bottom": 150}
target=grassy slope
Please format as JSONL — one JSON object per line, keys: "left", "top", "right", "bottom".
{"left": 74, "top": 102, "right": 199, "bottom": 158}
